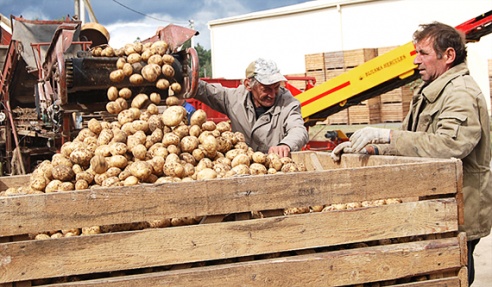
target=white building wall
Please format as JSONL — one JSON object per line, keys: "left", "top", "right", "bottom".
{"left": 208, "top": 0, "right": 492, "bottom": 109}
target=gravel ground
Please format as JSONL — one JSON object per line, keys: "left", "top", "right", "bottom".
{"left": 473, "top": 232, "right": 492, "bottom": 286}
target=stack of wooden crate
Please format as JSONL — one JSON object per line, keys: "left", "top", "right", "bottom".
{"left": 305, "top": 48, "right": 380, "bottom": 125}
{"left": 379, "top": 84, "right": 414, "bottom": 123}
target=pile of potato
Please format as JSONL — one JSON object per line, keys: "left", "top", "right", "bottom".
{"left": 0, "top": 40, "right": 311, "bottom": 238}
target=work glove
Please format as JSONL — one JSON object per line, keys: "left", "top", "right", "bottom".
{"left": 350, "top": 127, "right": 391, "bottom": 153}
{"left": 331, "top": 141, "right": 353, "bottom": 162}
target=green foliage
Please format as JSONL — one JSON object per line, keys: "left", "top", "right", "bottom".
{"left": 183, "top": 40, "right": 212, "bottom": 78}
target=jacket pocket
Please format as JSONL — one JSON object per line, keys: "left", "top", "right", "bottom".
{"left": 436, "top": 113, "right": 467, "bottom": 139}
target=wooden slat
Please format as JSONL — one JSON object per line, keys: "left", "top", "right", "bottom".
{"left": 37, "top": 237, "right": 464, "bottom": 287}
{"left": 0, "top": 199, "right": 459, "bottom": 283}
{"left": 1, "top": 157, "right": 461, "bottom": 236}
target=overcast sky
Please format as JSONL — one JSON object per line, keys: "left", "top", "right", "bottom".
{"left": 0, "top": 0, "right": 312, "bottom": 49}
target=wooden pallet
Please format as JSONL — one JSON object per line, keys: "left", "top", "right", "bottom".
{"left": 0, "top": 152, "right": 467, "bottom": 286}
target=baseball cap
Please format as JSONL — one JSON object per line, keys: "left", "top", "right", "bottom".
{"left": 245, "top": 58, "right": 287, "bottom": 85}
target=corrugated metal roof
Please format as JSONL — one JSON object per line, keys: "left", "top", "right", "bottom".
{"left": 208, "top": 0, "right": 384, "bottom": 26}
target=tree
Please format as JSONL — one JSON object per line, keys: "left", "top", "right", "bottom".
{"left": 182, "top": 40, "right": 212, "bottom": 78}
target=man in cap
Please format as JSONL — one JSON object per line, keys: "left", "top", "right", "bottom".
{"left": 187, "top": 58, "right": 309, "bottom": 157}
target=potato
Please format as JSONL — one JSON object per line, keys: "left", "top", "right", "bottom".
{"left": 107, "top": 86, "right": 119, "bottom": 101}
{"left": 106, "top": 101, "right": 122, "bottom": 114}
{"left": 161, "top": 54, "right": 174, "bottom": 65}
{"left": 70, "top": 148, "right": 94, "bottom": 167}
{"left": 131, "top": 93, "right": 149, "bottom": 109}
{"left": 76, "top": 171, "right": 94, "bottom": 184}
{"left": 196, "top": 168, "right": 217, "bottom": 180}
{"left": 114, "top": 97, "right": 128, "bottom": 111}
{"left": 127, "top": 52, "right": 142, "bottom": 64}
{"left": 141, "top": 63, "right": 161, "bottom": 82}
{"left": 167, "top": 144, "right": 180, "bottom": 155}
{"left": 132, "top": 62, "right": 144, "bottom": 74}
{"left": 189, "top": 109, "right": 207, "bottom": 127}
{"left": 122, "top": 62, "right": 133, "bottom": 77}
{"left": 162, "top": 106, "right": 186, "bottom": 127}
{"left": 148, "top": 114, "right": 164, "bottom": 131}
{"left": 132, "top": 144, "right": 147, "bottom": 160}
{"left": 123, "top": 175, "right": 139, "bottom": 186}
{"left": 118, "top": 87, "right": 132, "bottom": 99}
{"left": 180, "top": 136, "right": 199, "bottom": 153}
{"left": 156, "top": 78, "right": 170, "bottom": 90}
{"left": 166, "top": 96, "right": 180, "bottom": 106}
{"left": 109, "top": 69, "right": 125, "bottom": 82}
{"left": 201, "top": 135, "right": 218, "bottom": 155}
{"left": 130, "top": 161, "right": 153, "bottom": 180}
{"left": 147, "top": 103, "right": 159, "bottom": 115}
{"left": 88, "top": 118, "right": 103, "bottom": 135}
{"left": 129, "top": 73, "right": 144, "bottom": 85}
{"left": 92, "top": 46, "right": 102, "bottom": 56}
{"left": 140, "top": 49, "right": 153, "bottom": 62}
{"left": 132, "top": 120, "right": 149, "bottom": 133}
{"left": 216, "top": 121, "right": 232, "bottom": 133}
{"left": 252, "top": 151, "right": 267, "bottom": 164}
{"left": 161, "top": 64, "right": 175, "bottom": 78}
{"left": 44, "top": 179, "right": 62, "bottom": 193}
{"left": 30, "top": 175, "right": 48, "bottom": 191}
{"left": 117, "top": 109, "right": 136, "bottom": 125}
{"left": 202, "top": 120, "right": 216, "bottom": 132}
{"left": 116, "top": 57, "right": 126, "bottom": 69}
{"left": 230, "top": 164, "right": 250, "bottom": 176}
{"left": 97, "top": 128, "right": 114, "bottom": 146}
{"left": 163, "top": 161, "right": 185, "bottom": 178}
{"left": 173, "top": 125, "right": 189, "bottom": 139}
{"left": 149, "top": 92, "right": 161, "bottom": 104}
{"left": 102, "top": 176, "right": 121, "bottom": 187}
{"left": 90, "top": 155, "right": 108, "bottom": 174}
{"left": 188, "top": 125, "right": 202, "bottom": 137}
{"left": 216, "top": 136, "right": 232, "bottom": 153}
{"left": 147, "top": 54, "right": 163, "bottom": 65}
{"left": 108, "top": 155, "right": 128, "bottom": 169}
{"left": 52, "top": 165, "right": 75, "bottom": 181}
{"left": 231, "top": 153, "right": 250, "bottom": 168}
{"left": 170, "top": 82, "right": 182, "bottom": 94}
{"left": 249, "top": 163, "right": 267, "bottom": 175}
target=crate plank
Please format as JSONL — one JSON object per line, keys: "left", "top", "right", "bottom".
{"left": 305, "top": 53, "right": 325, "bottom": 71}
{"left": 32, "top": 237, "right": 464, "bottom": 287}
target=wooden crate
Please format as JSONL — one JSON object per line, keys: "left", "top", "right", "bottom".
{"left": 380, "top": 85, "right": 413, "bottom": 123}
{"left": 378, "top": 45, "right": 399, "bottom": 57}
{"left": 324, "top": 108, "right": 349, "bottom": 125}
{"left": 0, "top": 152, "right": 467, "bottom": 286}
{"left": 306, "top": 70, "right": 326, "bottom": 86}
{"left": 325, "top": 48, "right": 378, "bottom": 69}
{"left": 305, "top": 53, "right": 325, "bottom": 71}
{"left": 348, "top": 97, "right": 381, "bottom": 124}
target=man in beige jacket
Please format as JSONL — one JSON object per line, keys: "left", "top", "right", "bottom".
{"left": 189, "top": 58, "right": 309, "bottom": 158}
{"left": 332, "top": 22, "right": 492, "bottom": 285}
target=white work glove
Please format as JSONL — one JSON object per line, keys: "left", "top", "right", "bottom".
{"left": 350, "top": 127, "right": 391, "bottom": 152}
{"left": 331, "top": 141, "right": 354, "bottom": 162}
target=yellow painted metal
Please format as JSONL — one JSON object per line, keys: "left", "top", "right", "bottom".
{"left": 296, "top": 41, "right": 418, "bottom": 118}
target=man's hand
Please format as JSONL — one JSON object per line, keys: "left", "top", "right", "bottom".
{"left": 330, "top": 141, "right": 354, "bottom": 162}
{"left": 269, "top": 145, "right": 291, "bottom": 158}
{"left": 350, "top": 127, "right": 391, "bottom": 152}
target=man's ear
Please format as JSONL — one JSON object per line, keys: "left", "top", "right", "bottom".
{"left": 444, "top": 47, "right": 456, "bottom": 64}
{"left": 244, "top": 78, "right": 253, "bottom": 91}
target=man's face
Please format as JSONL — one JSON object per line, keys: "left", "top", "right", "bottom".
{"left": 413, "top": 37, "right": 450, "bottom": 83}
{"left": 249, "top": 81, "right": 281, "bottom": 108}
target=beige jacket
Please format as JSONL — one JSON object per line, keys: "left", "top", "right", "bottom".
{"left": 377, "top": 63, "right": 492, "bottom": 240}
{"left": 194, "top": 80, "right": 309, "bottom": 153}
